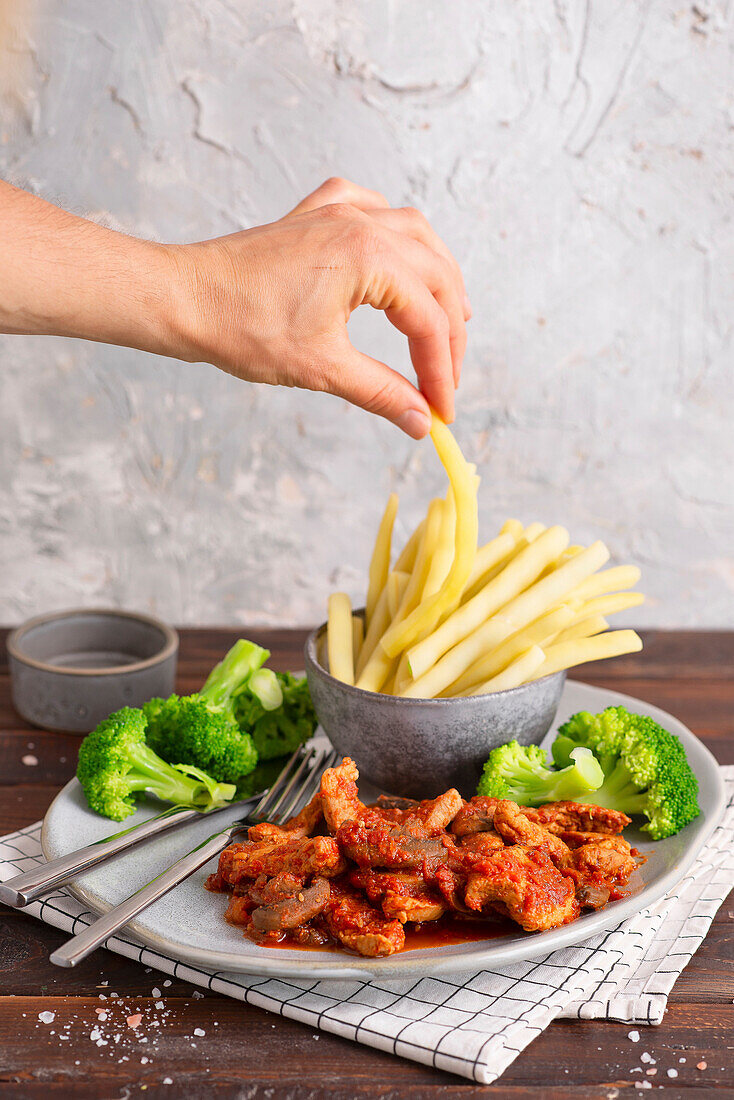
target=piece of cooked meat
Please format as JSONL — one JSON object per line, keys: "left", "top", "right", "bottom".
{"left": 324, "top": 881, "right": 405, "bottom": 956}
{"left": 221, "top": 836, "right": 345, "bottom": 885}
{"left": 337, "top": 817, "right": 452, "bottom": 871}
{"left": 320, "top": 757, "right": 364, "bottom": 833}
{"left": 349, "top": 870, "right": 446, "bottom": 924}
{"left": 493, "top": 800, "right": 572, "bottom": 869}
{"left": 522, "top": 801, "right": 631, "bottom": 836}
{"left": 247, "top": 872, "right": 304, "bottom": 906}
{"left": 450, "top": 796, "right": 500, "bottom": 837}
{"left": 459, "top": 831, "right": 505, "bottom": 855}
{"left": 251, "top": 877, "right": 331, "bottom": 932}
{"left": 248, "top": 792, "right": 323, "bottom": 842}
{"left": 464, "top": 847, "right": 579, "bottom": 931}
{"left": 401, "top": 789, "right": 463, "bottom": 836}
{"left": 570, "top": 836, "right": 638, "bottom": 884}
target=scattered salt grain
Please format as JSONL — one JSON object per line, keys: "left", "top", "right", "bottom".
{"left": 127, "top": 1014, "right": 143, "bottom": 1029}
{"left": 96, "top": 1011, "right": 108, "bottom": 1021}
{"left": 155, "top": 1001, "right": 164, "bottom": 1010}
{"left": 89, "top": 1028, "right": 102, "bottom": 1041}
{"left": 141, "top": 1056, "right": 149, "bottom": 1064}
{"left": 22, "top": 755, "right": 38, "bottom": 766}
{"left": 96, "top": 1039, "right": 108, "bottom": 1047}
{"left": 668, "top": 1069, "right": 678, "bottom": 1078}
{"left": 163, "top": 980, "right": 172, "bottom": 987}
{"left": 193, "top": 1028, "right": 205, "bottom": 1037}
{"left": 697, "top": 1062, "right": 707, "bottom": 1070}
{"left": 641, "top": 1052, "right": 653, "bottom": 1063}
{"left": 163, "top": 1079, "right": 172, "bottom": 1086}
{"left": 646, "top": 1068, "right": 657, "bottom": 1076}
{"left": 634, "top": 1083, "right": 652, "bottom": 1091}
{"left": 192, "top": 991, "right": 204, "bottom": 999}
{"left": 38, "top": 1011, "right": 55, "bottom": 1024}
{"left": 679, "top": 1058, "right": 686, "bottom": 1063}
{"left": 152, "top": 987, "right": 161, "bottom": 998}
{"left": 628, "top": 1031, "right": 640, "bottom": 1043}
{"left": 99, "top": 981, "right": 108, "bottom": 987}
{"left": 110, "top": 992, "right": 119, "bottom": 999}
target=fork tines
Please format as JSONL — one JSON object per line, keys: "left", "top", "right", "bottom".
{"left": 250, "top": 745, "right": 339, "bottom": 827}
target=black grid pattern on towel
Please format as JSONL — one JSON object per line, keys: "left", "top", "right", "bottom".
{"left": 1, "top": 771, "right": 732, "bottom": 1086}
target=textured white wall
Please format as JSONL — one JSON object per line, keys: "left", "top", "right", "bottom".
{"left": 1, "top": 1, "right": 732, "bottom": 628}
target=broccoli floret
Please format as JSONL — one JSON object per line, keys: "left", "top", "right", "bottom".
{"left": 552, "top": 706, "right": 700, "bottom": 839}
{"left": 477, "top": 740, "right": 604, "bottom": 805}
{"left": 145, "top": 639, "right": 261, "bottom": 783}
{"left": 77, "top": 707, "right": 236, "bottom": 821}
{"left": 235, "top": 671, "right": 318, "bottom": 761}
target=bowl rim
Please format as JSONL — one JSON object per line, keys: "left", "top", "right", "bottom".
{"left": 304, "top": 618, "right": 565, "bottom": 705}
{"left": 7, "top": 608, "right": 179, "bottom": 678}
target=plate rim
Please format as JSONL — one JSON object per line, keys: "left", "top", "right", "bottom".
{"left": 41, "top": 680, "right": 727, "bottom": 980}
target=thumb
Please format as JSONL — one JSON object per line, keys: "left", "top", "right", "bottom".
{"left": 322, "top": 344, "right": 432, "bottom": 440}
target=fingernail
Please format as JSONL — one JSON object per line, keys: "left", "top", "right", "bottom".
{"left": 397, "top": 408, "right": 432, "bottom": 440}
{"left": 463, "top": 293, "right": 472, "bottom": 320}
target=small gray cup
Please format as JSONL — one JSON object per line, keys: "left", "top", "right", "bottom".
{"left": 304, "top": 620, "right": 565, "bottom": 798}
{"left": 8, "top": 608, "right": 178, "bottom": 733}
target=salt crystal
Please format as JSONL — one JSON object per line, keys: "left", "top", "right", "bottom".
{"left": 646, "top": 1068, "right": 657, "bottom": 1075}
{"left": 97, "top": 1039, "right": 108, "bottom": 1047}
{"left": 679, "top": 1058, "right": 686, "bottom": 1063}
{"left": 193, "top": 1028, "right": 205, "bottom": 1037}
{"left": 97, "top": 1011, "right": 108, "bottom": 1022}
{"left": 100, "top": 981, "right": 109, "bottom": 987}
{"left": 697, "top": 1062, "right": 707, "bottom": 1070}
{"left": 192, "top": 991, "right": 204, "bottom": 999}
{"left": 141, "top": 1056, "right": 149, "bottom": 1064}
{"left": 668, "top": 1069, "right": 678, "bottom": 1078}
{"left": 155, "top": 1001, "right": 164, "bottom": 1010}
{"left": 628, "top": 1030, "right": 640, "bottom": 1043}
{"left": 634, "top": 1084, "right": 652, "bottom": 1091}
{"left": 22, "top": 755, "right": 38, "bottom": 766}
{"left": 127, "top": 1014, "right": 143, "bottom": 1029}
{"left": 163, "top": 980, "right": 172, "bottom": 987}
{"left": 151, "top": 987, "right": 161, "bottom": 998}
{"left": 163, "top": 1079, "right": 172, "bottom": 1086}
{"left": 90, "top": 1028, "right": 102, "bottom": 1041}
{"left": 641, "top": 1052, "right": 652, "bottom": 1063}
{"left": 38, "top": 1011, "right": 55, "bottom": 1024}
{"left": 110, "top": 992, "right": 119, "bottom": 999}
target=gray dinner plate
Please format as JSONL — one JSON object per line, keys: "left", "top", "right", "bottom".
{"left": 42, "top": 680, "right": 726, "bottom": 979}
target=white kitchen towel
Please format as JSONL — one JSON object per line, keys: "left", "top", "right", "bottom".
{"left": 1, "top": 769, "right": 732, "bottom": 1086}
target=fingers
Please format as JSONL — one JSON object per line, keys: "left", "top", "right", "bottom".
{"left": 288, "top": 177, "right": 391, "bottom": 216}
{"left": 374, "top": 224, "right": 467, "bottom": 390}
{"left": 369, "top": 207, "right": 471, "bottom": 324}
{"left": 316, "top": 339, "right": 432, "bottom": 439}
{"left": 360, "top": 258, "right": 455, "bottom": 424}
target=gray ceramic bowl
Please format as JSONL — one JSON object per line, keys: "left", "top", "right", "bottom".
{"left": 304, "top": 619, "right": 566, "bottom": 798}
{"left": 7, "top": 608, "right": 178, "bottom": 733}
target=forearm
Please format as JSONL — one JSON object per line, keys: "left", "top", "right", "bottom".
{"left": 0, "top": 179, "right": 177, "bottom": 356}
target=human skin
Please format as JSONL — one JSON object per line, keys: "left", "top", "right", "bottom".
{"left": 0, "top": 176, "right": 470, "bottom": 438}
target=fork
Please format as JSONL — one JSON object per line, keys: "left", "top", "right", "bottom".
{"left": 0, "top": 798, "right": 258, "bottom": 909}
{"left": 49, "top": 745, "right": 339, "bottom": 968}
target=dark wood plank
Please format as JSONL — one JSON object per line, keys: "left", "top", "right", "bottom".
{"left": 1, "top": 626, "right": 732, "bottom": 1096}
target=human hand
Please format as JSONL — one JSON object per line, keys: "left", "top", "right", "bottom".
{"left": 166, "top": 178, "right": 470, "bottom": 438}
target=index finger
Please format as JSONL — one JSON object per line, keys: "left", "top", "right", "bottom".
{"left": 288, "top": 177, "right": 391, "bottom": 216}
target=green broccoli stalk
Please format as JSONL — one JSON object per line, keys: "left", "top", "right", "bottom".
{"left": 477, "top": 740, "right": 604, "bottom": 804}
{"left": 552, "top": 706, "right": 700, "bottom": 839}
{"left": 144, "top": 639, "right": 262, "bottom": 783}
{"left": 235, "top": 671, "right": 318, "bottom": 761}
{"left": 77, "top": 708, "right": 236, "bottom": 822}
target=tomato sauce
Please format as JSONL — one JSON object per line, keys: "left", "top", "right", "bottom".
{"left": 264, "top": 915, "right": 515, "bottom": 952}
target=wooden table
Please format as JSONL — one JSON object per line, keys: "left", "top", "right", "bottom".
{"left": 1, "top": 627, "right": 732, "bottom": 1098}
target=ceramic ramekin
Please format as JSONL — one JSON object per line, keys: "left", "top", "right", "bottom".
{"left": 7, "top": 608, "right": 178, "bottom": 733}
